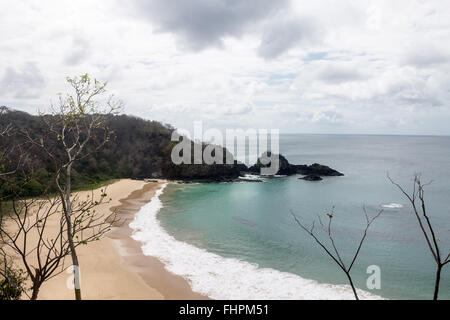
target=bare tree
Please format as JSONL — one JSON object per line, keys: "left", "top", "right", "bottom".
{"left": 389, "top": 174, "right": 450, "bottom": 300}
{"left": 0, "top": 108, "right": 34, "bottom": 300}
{"left": 291, "top": 207, "right": 383, "bottom": 300}
{"left": 0, "top": 189, "right": 116, "bottom": 300}
{"left": 0, "top": 108, "right": 21, "bottom": 299}
{"left": 22, "top": 74, "right": 122, "bottom": 300}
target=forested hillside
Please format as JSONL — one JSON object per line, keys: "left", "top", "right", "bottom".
{"left": 0, "top": 107, "right": 240, "bottom": 197}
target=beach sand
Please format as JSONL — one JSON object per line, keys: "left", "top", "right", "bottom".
{"left": 7, "top": 179, "right": 207, "bottom": 300}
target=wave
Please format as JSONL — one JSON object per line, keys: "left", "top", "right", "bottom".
{"left": 130, "top": 184, "right": 383, "bottom": 300}
{"left": 238, "top": 174, "right": 264, "bottom": 181}
{"left": 381, "top": 203, "right": 403, "bottom": 209}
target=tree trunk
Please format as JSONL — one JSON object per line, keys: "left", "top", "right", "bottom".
{"left": 30, "top": 283, "right": 40, "bottom": 300}
{"left": 64, "top": 164, "right": 82, "bottom": 300}
{"left": 70, "top": 251, "right": 82, "bottom": 300}
{"left": 346, "top": 273, "right": 359, "bottom": 300}
{"left": 433, "top": 264, "right": 442, "bottom": 300}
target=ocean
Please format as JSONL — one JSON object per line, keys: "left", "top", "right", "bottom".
{"left": 130, "top": 134, "right": 450, "bottom": 300}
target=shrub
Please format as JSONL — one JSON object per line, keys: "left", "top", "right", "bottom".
{"left": 0, "top": 268, "right": 27, "bottom": 300}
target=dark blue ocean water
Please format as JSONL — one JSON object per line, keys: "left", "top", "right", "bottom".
{"left": 157, "top": 134, "right": 450, "bottom": 299}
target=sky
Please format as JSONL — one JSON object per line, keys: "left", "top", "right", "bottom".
{"left": 1, "top": 0, "right": 450, "bottom": 135}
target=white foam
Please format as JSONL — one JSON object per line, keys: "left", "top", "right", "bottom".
{"left": 130, "top": 184, "right": 383, "bottom": 300}
{"left": 239, "top": 174, "right": 264, "bottom": 181}
{"left": 381, "top": 203, "right": 403, "bottom": 209}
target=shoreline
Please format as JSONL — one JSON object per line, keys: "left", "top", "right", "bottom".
{"left": 130, "top": 179, "right": 385, "bottom": 300}
{"left": 12, "top": 178, "right": 382, "bottom": 300}
{"left": 34, "top": 179, "right": 206, "bottom": 300}
{"left": 107, "top": 181, "right": 208, "bottom": 300}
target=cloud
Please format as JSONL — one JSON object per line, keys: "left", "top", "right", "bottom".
{"left": 310, "top": 106, "right": 343, "bottom": 124}
{"left": 317, "top": 64, "right": 368, "bottom": 84}
{"left": 257, "top": 16, "right": 322, "bottom": 59}
{"left": 288, "top": 105, "right": 344, "bottom": 125}
{"left": 64, "top": 35, "right": 91, "bottom": 65}
{"left": 404, "top": 45, "right": 450, "bottom": 68}
{"left": 130, "top": 0, "right": 290, "bottom": 51}
{"left": 0, "top": 62, "right": 46, "bottom": 99}
{"left": 2, "top": 1, "right": 450, "bottom": 134}
{"left": 216, "top": 100, "right": 254, "bottom": 116}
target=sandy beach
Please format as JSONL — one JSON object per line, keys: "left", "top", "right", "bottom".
{"left": 5, "top": 179, "right": 207, "bottom": 300}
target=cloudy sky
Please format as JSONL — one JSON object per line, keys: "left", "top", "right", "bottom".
{"left": 1, "top": 0, "right": 450, "bottom": 135}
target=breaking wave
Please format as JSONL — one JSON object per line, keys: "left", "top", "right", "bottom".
{"left": 130, "top": 184, "right": 383, "bottom": 300}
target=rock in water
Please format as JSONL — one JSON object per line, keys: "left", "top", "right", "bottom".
{"left": 247, "top": 152, "right": 344, "bottom": 177}
{"left": 299, "top": 174, "right": 323, "bottom": 181}
{"left": 247, "top": 152, "right": 297, "bottom": 175}
{"left": 294, "top": 163, "right": 344, "bottom": 176}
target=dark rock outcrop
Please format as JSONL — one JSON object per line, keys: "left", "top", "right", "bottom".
{"left": 163, "top": 163, "right": 240, "bottom": 182}
{"left": 247, "top": 152, "right": 297, "bottom": 175}
{"left": 246, "top": 152, "right": 343, "bottom": 177}
{"left": 162, "top": 144, "right": 241, "bottom": 182}
{"left": 293, "top": 163, "right": 344, "bottom": 177}
{"left": 299, "top": 174, "right": 323, "bottom": 181}
{"left": 234, "top": 160, "right": 250, "bottom": 174}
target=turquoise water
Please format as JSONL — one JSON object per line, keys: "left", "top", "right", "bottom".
{"left": 157, "top": 134, "right": 450, "bottom": 299}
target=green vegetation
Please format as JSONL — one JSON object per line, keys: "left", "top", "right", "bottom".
{"left": 0, "top": 108, "right": 174, "bottom": 199}
{"left": 0, "top": 267, "right": 27, "bottom": 300}
{"left": 0, "top": 107, "right": 241, "bottom": 203}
